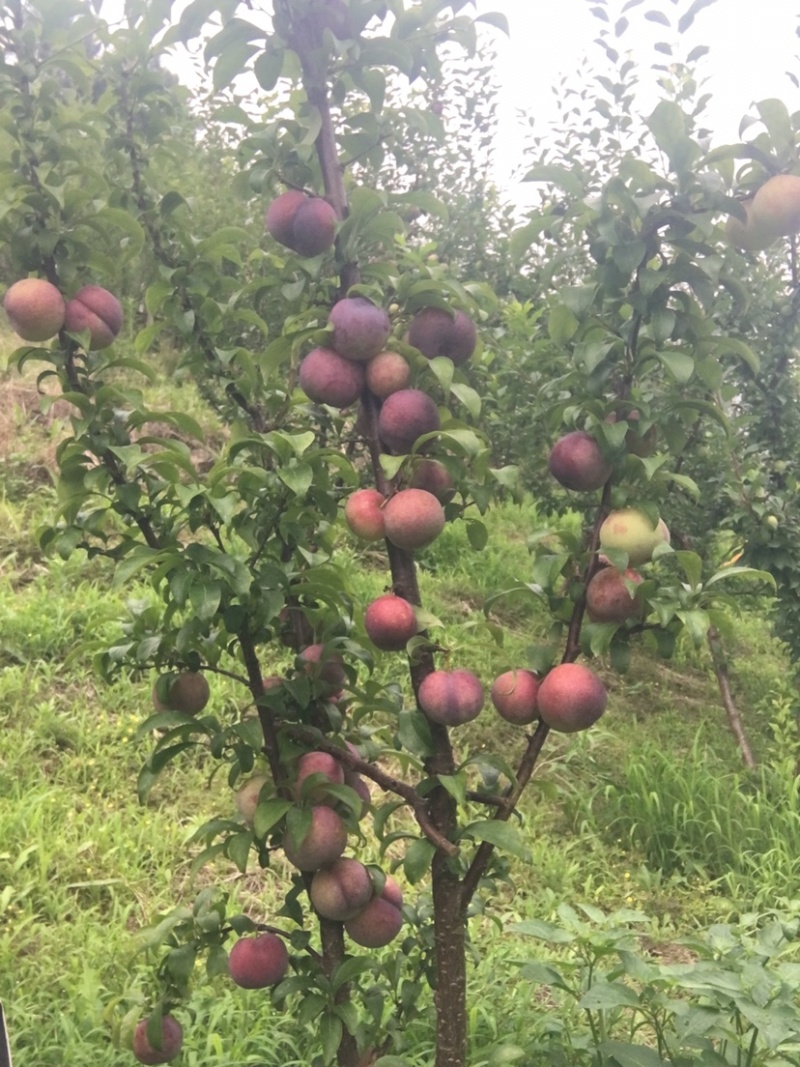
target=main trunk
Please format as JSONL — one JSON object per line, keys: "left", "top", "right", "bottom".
{"left": 431, "top": 852, "right": 467, "bottom": 1067}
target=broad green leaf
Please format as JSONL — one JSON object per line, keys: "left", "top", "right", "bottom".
{"left": 461, "top": 820, "right": 530, "bottom": 860}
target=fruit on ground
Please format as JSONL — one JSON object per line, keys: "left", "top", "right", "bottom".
{"left": 418, "top": 669, "right": 484, "bottom": 726}
{"left": 408, "top": 306, "right": 477, "bottom": 366}
{"left": 599, "top": 508, "right": 668, "bottom": 566}
{"left": 490, "top": 669, "right": 539, "bottom": 725}
{"left": 383, "top": 488, "right": 445, "bottom": 551}
{"left": 378, "top": 388, "right": 440, "bottom": 453}
{"left": 537, "top": 663, "right": 607, "bottom": 733}
{"left": 299, "top": 346, "right": 364, "bottom": 407}
{"left": 295, "top": 750, "right": 345, "bottom": 803}
{"left": 752, "top": 173, "right": 800, "bottom": 238}
{"left": 3, "top": 278, "right": 66, "bottom": 342}
{"left": 344, "top": 488, "right": 386, "bottom": 541}
{"left": 548, "top": 431, "right": 611, "bottom": 492}
{"left": 153, "top": 671, "right": 210, "bottom": 715}
{"left": 365, "top": 351, "right": 410, "bottom": 398}
{"left": 585, "top": 566, "right": 643, "bottom": 623}
{"left": 235, "top": 774, "right": 268, "bottom": 827}
{"left": 132, "top": 1015, "right": 183, "bottom": 1065}
{"left": 725, "top": 199, "right": 776, "bottom": 251}
{"left": 283, "top": 805, "right": 348, "bottom": 870}
{"left": 299, "top": 643, "right": 347, "bottom": 688}
{"left": 364, "top": 593, "right": 418, "bottom": 651}
{"left": 228, "top": 932, "right": 289, "bottom": 989}
{"left": 329, "top": 297, "right": 391, "bottom": 362}
{"left": 345, "top": 875, "right": 403, "bottom": 947}
{"left": 310, "top": 857, "right": 373, "bottom": 920}
{"left": 265, "top": 190, "right": 337, "bottom": 257}
{"left": 64, "top": 285, "right": 123, "bottom": 349}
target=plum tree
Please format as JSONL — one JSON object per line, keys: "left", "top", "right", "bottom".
{"left": 377, "top": 388, "right": 440, "bottom": 453}
{"left": 265, "top": 191, "right": 338, "bottom": 257}
{"left": 537, "top": 663, "right": 607, "bottom": 733}
{"left": 364, "top": 593, "right": 418, "bottom": 651}
{"left": 64, "top": 285, "right": 122, "bottom": 350}
{"left": 548, "top": 431, "right": 611, "bottom": 492}
{"left": 345, "top": 876, "right": 403, "bottom": 948}
{"left": 382, "top": 488, "right": 445, "bottom": 550}
{"left": 407, "top": 306, "right": 477, "bottom": 365}
{"left": 228, "top": 933, "right": 289, "bottom": 989}
{"left": 3, "top": 278, "right": 65, "bottom": 341}
{"left": 329, "top": 297, "right": 391, "bottom": 362}
{"left": 418, "top": 669, "right": 484, "bottom": 726}
{"left": 490, "top": 669, "right": 539, "bottom": 725}
{"left": 299, "top": 346, "right": 364, "bottom": 407}
{"left": 132, "top": 1016, "right": 183, "bottom": 1065}
{"left": 309, "top": 858, "right": 373, "bottom": 921}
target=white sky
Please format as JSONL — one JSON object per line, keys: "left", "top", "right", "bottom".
{"left": 474, "top": 0, "right": 800, "bottom": 189}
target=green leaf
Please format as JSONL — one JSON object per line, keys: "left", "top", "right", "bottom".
{"left": 548, "top": 304, "right": 579, "bottom": 344}
{"left": 320, "top": 1013, "right": 343, "bottom": 1066}
{"left": 579, "top": 981, "right": 640, "bottom": 1010}
{"left": 466, "top": 519, "right": 488, "bottom": 551}
{"left": 278, "top": 464, "right": 312, "bottom": 497}
{"left": 403, "top": 838, "right": 436, "bottom": 884}
{"left": 450, "top": 382, "right": 481, "bottom": 419}
{"left": 509, "top": 919, "right": 576, "bottom": 944}
{"left": 523, "top": 165, "right": 584, "bottom": 198}
{"left": 657, "top": 350, "right": 695, "bottom": 384}
{"left": 756, "top": 98, "right": 793, "bottom": 152}
{"left": 597, "top": 1041, "right": 667, "bottom": 1067}
{"left": 675, "top": 551, "right": 703, "bottom": 589}
{"left": 461, "top": 820, "right": 530, "bottom": 860}
{"left": 253, "top": 798, "right": 291, "bottom": 838}
{"left": 254, "top": 47, "right": 284, "bottom": 91}
{"left": 705, "top": 566, "right": 777, "bottom": 592}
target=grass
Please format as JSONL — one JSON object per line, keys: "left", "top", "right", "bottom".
{"left": 1, "top": 344, "right": 799, "bottom": 1064}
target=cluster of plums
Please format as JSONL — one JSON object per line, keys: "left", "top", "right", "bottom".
{"left": 3, "top": 277, "right": 122, "bottom": 349}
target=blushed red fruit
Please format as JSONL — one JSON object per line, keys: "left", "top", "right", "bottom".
{"left": 408, "top": 307, "right": 477, "bottom": 366}
{"left": 408, "top": 458, "right": 455, "bottom": 503}
{"left": 329, "top": 297, "right": 391, "bottom": 362}
{"left": 64, "top": 285, "right": 122, "bottom": 349}
{"left": 490, "top": 669, "right": 539, "bottom": 725}
{"left": 283, "top": 805, "right": 348, "bottom": 870}
{"left": 310, "top": 858, "right": 373, "bottom": 920}
{"left": 153, "top": 672, "right": 210, "bottom": 715}
{"left": 383, "top": 488, "right": 445, "bottom": 551}
{"left": 586, "top": 567, "right": 643, "bottom": 624}
{"left": 132, "top": 1016, "right": 183, "bottom": 1065}
{"left": 364, "top": 593, "right": 418, "bottom": 651}
{"left": 548, "top": 431, "right": 612, "bottom": 492}
{"left": 228, "top": 932, "right": 289, "bottom": 989}
{"left": 378, "top": 388, "right": 440, "bottom": 454}
{"left": 344, "top": 488, "right": 386, "bottom": 541}
{"left": 365, "top": 351, "right": 411, "bottom": 398}
{"left": 265, "top": 191, "right": 337, "bottom": 257}
{"left": 345, "top": 876, "right": 403, "bottom": 947}
{"left": 299, "top": 644, "right": 346, "bottom": 688}
{"left": 3, "top": 278, "right": 65, "bottom": 342}
{"left": 418, "top": 669, "right": 484, "bottom": 726}
{"left": 299, "top": 346, "right": 364, "bottom": 407}
{"left": 537, "top": 663, "right": 607, "bottom": 734}
{"left": 295, "top": 750, "right": 345, "bottom": 804}
{"left": 235, "top": 774, "right": 268, "bottom": 827}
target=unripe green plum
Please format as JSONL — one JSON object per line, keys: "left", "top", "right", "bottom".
{"left": 408, "top": 307, "right": 477, "bottom": 366}
{"left": 132, "top": 1015, "right": 183, "bottom": 1065}
{"left": 418, "top": 668, "right": 484, "bottom": 726}
{"left": 537, "top": 663, "right": 606, "bottom": 733}
{"left": 490, "top": 669, "right": 539, "bottom": 725}
{"left": 64, "top": 285, "right": 122, "bottom": 349}
{"left": 378, "top": 388, "right": 440, "bottom": 453}
{"left": 3, "top": 278, "right": 66, "bottom": 342}
{"left": 283, "top": 805, "right": 348, "bottom": 870}
{"left": 310, "top": 857, "right": 373, "bottom": 920}
{"left": 383, "top": 488, "right": 445, "bottom": 551}
{"left": 228, "top": 932, "right": 289, "bottom": 988}
{"left": 329, "top": 297, "right": 391, "bottom": 362}
{"left": 599, "top": 508, "right": 668, "bottom": 566}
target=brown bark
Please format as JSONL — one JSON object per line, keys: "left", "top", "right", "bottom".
{"left": 707, "top": 625, "right": 756, "bottom": 769}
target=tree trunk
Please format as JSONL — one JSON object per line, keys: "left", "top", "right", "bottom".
{"left": 707, "top": 625, "right": 756, "bottom": 769}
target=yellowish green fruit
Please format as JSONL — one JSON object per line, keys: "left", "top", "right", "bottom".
{"left": 599, "top": 508, "right": 668, "bottom": 566}
{"left": 752, "top": 174, "right": 800, "bottom": 238}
